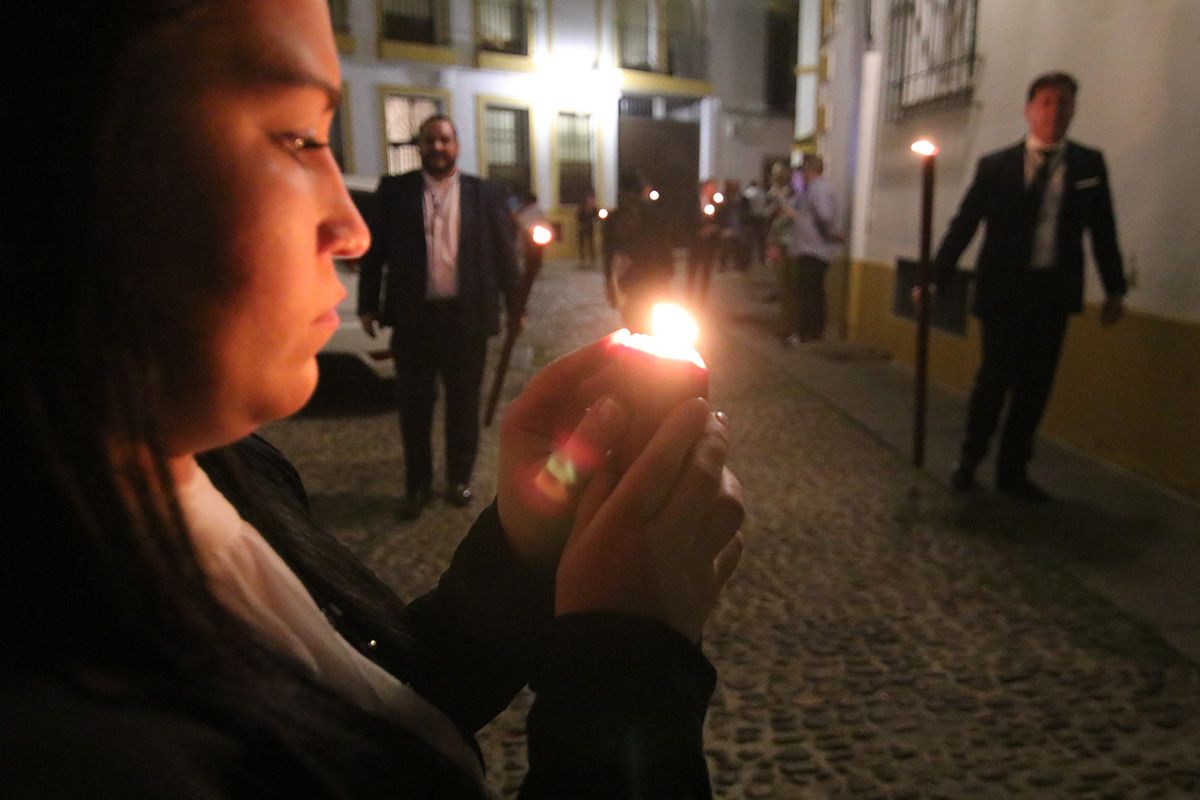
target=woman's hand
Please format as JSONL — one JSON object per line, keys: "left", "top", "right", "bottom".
{"left": 497, "top": 334, "right": 629, "bottom": 572}
{"left": 555, "top": 399, "right": 745, "bottom": 642}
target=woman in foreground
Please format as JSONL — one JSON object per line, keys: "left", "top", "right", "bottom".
{"left": 1, "top": 1, "right": 745, "bottom": 797}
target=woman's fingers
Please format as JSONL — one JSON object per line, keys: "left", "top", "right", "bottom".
{"left": 506, "top": 332, "right": 622, "bottom": 418}
{"left": 711, "top": 531, "right": 745, "bottom": 591}
{"left": 531, "top": 396, "right": 627, "bottom": 511}
{"left": 689, "top": 467, "right": 745, "bottom": 565}
{"left": 596, "top": 398, "right": 711, "bottom": 528}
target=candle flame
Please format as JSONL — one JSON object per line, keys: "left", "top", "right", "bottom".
{"left": 531, "top": 224, "right": 553, "bottom": 245}
{"left": 713, "top": 191, "right": 725, "bottom": 204}
{"left": 597, "top": 207, "right": 609, "bottom": 219}
{"left": 648, "top": 189, "right": 661, "bottom": 201}
{"left": 911, "top": 139, "right": 939, "bottom": 157}
{"left": 704, "top": 203, "right": 716, "bottom": 216}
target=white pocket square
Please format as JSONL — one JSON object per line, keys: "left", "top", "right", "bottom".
{"left": 1074, "top": 176, "right": 1101, "bottom": 189}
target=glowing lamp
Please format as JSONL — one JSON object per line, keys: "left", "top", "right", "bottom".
{"left": 648, "top": 189, "right": 661, "bottom": 201}
{"left": 597, "top": 207, "right": 609, "bottom": 220}
{"left": 713, "top": 191, "right": 725, "bottom": 204}
{"left": 530, "top": 223, "right": 553, "bottom": 246}
{"left": 703, "top": 203, "right": 716, "bottom": 216}
{"left": 911, "top": 139, "right": 939, "bottom": 157}
{"left": 610, "top": 302, "right": 708, "bottom": 470}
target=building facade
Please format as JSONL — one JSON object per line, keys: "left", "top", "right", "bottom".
{"left": 824, "top": 0, "right": 1200, "bottom": 498}
{"left": 329, "top": 0, "right": 800, "bottom": 257}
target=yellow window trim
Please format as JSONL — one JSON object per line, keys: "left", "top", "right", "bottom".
{"left": 475, "top": 94, "right": 539, "bottom": 196}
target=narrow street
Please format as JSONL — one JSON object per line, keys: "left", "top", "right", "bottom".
{"left": 264, "top": 261, "right": 1200, "bottom": 799}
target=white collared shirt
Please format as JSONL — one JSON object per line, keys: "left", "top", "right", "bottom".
{"left": 177, "top": 465, "right": 483, "bottom": 783}
{"left": 422, "top": 170, "right": 461, "bottom": 298}
{"left": 1025, "top": 134, "right": 1065, "bottom": 269}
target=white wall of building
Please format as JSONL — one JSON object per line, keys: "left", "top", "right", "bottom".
{"left": 704, "top": 0, "right": 795, "bottom": 185}
{"left": 859, "top": 0, "right": 1200, "bottom": 322}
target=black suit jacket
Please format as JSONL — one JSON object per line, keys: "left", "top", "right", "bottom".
{"left": 357, "top": 171, "right": 519, "bottom": 337}
{"left": 933, "top": 139, "right": 1126, "bottom": 319}
{"left": 2, "top": 436, "right": 718, "bottom": 798}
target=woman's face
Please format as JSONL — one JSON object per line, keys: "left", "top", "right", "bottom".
{"left": 125, "top": 0, "right": 367, "bottom": 455}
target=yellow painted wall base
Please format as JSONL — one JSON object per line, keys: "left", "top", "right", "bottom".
{"left": 848, "top": 260, "right": 1200, "bottom": 501}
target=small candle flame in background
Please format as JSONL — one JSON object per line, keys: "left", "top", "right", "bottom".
{"left": 597, "top": 207, "right": 609, "bottom": 220}
{"left": 648, "top": 189, "right": 661, "bottom": 201}
{"left": 911, "top": 139, "right": 939, "bottom": 157}
{"left": 704, "top": 203, "right": 716, "bottom": 216}
{"left": 531, "top": 224, "right": 553, "bottom": 245}
{"left": 713, "top": 191, "right": 725, "bottom": 204}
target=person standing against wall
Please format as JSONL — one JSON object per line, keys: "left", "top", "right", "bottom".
{"left": 922, "top": 72, "right": 1126, "bottom": 503}
{"left": 781, "top": 154, "right": 841, "bottom": 345}
{"left": 359, "top": 114, "right": 521, "bottom": 519}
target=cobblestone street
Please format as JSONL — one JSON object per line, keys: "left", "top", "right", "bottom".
{"left": 264, "top": 261, "right": 1200, "bottom": 799}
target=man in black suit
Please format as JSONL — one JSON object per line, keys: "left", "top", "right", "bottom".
{"left": 358, "top": 114, "right": 520, "bottom": 519}
{"left": 927, "top": 72, "right": 1126, "bottom": 502}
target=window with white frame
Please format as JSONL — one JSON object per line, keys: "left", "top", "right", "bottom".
{"left": 383, "top": 92, "right": 445, "bottom": 175}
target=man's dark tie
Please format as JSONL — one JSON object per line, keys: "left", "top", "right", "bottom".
{"left": 1029, "top": 148, "right": 1057, "bottom": 198}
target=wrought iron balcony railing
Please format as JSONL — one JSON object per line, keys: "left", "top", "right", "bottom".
{"left": 381, "top": 0, "right": 451, "bottom": 46}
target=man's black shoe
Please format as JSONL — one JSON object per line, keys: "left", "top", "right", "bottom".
{"left": 950, "top": 462, "right": 977, "bottom": 492}
{"left": 446, "top": 483, "right": 473, "bottom": 507}
{"left": 996, "top": 476, "right": 1051, "bottom": 504}
{"left": 397, "top": 491, "right": 430, "bottom": 520}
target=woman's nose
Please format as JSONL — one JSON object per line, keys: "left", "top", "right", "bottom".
{"left": 322, "top": 187, "right": 370, "bottom": 260}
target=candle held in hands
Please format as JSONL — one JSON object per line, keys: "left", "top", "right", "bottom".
{"left": 611, "top": 303, "right": 709, "bottom": 470}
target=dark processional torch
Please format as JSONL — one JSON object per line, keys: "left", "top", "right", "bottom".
{"left": 910, "top": 139, "right": 938, "bottom": 467}
{"left": 484, "top": 222, "right": 555, "bottom": 426}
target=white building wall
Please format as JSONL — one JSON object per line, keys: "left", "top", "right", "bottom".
{"left": 859, "top": 0, "right": 1200, "bottom": 322}
{"left": 704, "top": 0, "right": 795, "bottom": 185}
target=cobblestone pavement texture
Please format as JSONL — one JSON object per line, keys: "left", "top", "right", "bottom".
{"left": 265, "top": 262, "right": 1200, "bottom": 799}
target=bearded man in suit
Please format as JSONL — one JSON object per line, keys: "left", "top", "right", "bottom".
{"left": 359, "top": 115, "right": 520, "bottom": 519}
{"left": 925, "top": 72, "right": 1127, "bottom": 503}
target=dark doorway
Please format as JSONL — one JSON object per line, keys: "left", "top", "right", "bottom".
{"left": 617, "top": 103, "right": 700, "bottom": 246}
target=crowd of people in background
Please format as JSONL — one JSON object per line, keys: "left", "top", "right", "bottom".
{"left": 594, "top": 157, "right": 844, "bottom": 345}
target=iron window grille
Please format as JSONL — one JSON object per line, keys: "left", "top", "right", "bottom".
{"left": 616, "top": 0, "right": 707, "bottom": 79}
{"left": 557, "top": 113, "right": 594, "bottom": 205}
{"left": 383, "top": 93, "right": 445, "bottom": 175}
{"left": 484, "top": 105, "right": 532, "bottom": 199}
{"left": 381, "top": 0, "right": 451, "bottom": 45}
{"left": 328, "top": 0, "right": 350, "bottom": 34}
{"left": 886, "top": 0, "right": 979, "bottom": 120}
{"left": 477, "top": 0, "right": 534, "bottom": 56}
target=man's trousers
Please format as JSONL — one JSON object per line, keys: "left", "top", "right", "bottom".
{"left": 390, "top": 301, "right": 488, "bottom": 495}
{"left": 962, "top": 272, "right": 1069, "bottom": 481}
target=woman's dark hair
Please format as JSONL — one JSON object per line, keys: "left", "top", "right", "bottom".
{"left": 2, "top": 4, "right": 479, "bottom": 794}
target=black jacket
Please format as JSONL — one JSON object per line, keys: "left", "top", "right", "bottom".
{"left": 1, "top": 436, "right": 717, "bottom": 798}
{"left": 932, "top": 139, "right": 1126, "bottom": 319}
{"left": 357, "top": 171, "right": 520, "bottom": 336}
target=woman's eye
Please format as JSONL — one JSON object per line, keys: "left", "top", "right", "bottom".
{"left": 278, "top": 132, "right": 329, "bottom": 155}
